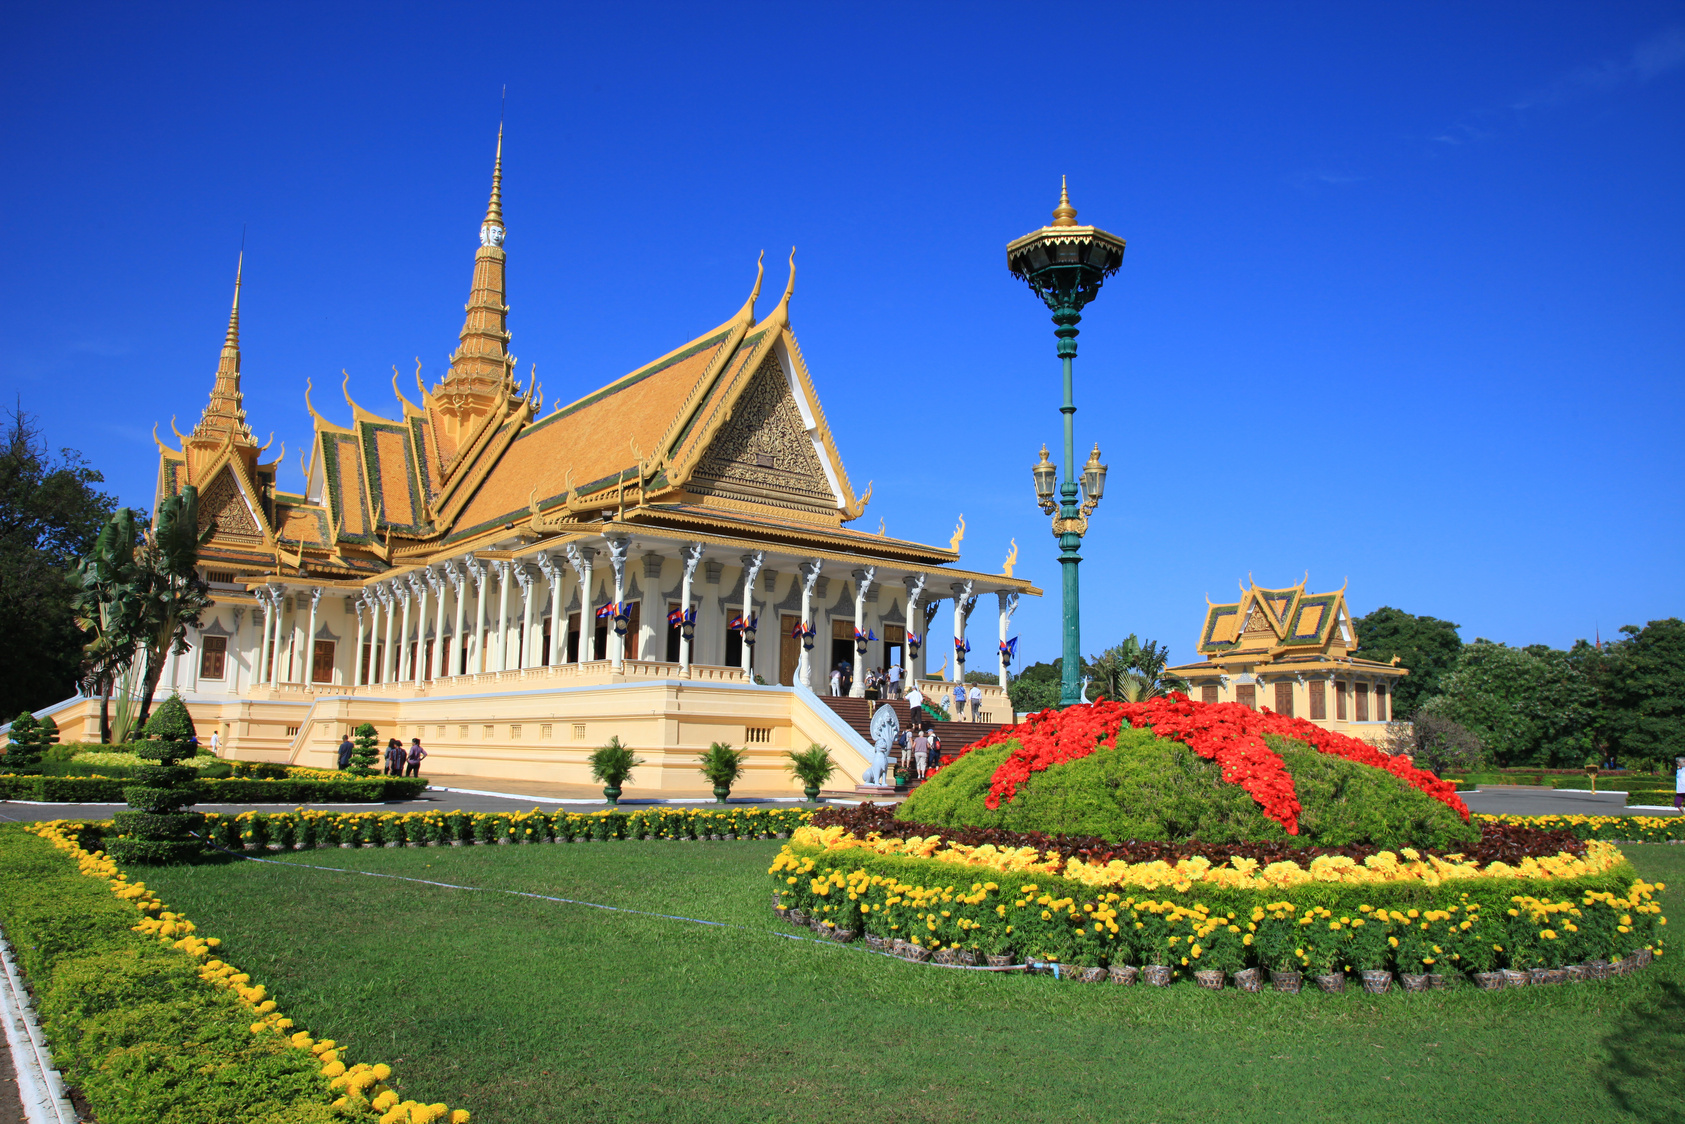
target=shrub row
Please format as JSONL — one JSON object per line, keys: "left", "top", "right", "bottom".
{"left": 770, "top": 841, "right": 1667, "bottom": 978}
{"left": 0, "top": 774, "right": 426, "bottom": 803}
{"left": 0, "top": 825, "right": 354, "bottom": 1122}
{"left": 200, "top": 805, "right": 814, "bottom": 850}
{"left": 1475, "top": 813, "right": 1685, "bottom": 844}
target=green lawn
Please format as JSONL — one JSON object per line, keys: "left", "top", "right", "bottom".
{"left": 139, "top": 841, "right": 1685, "bottom": 1124}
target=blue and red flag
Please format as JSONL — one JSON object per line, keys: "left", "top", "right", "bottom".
{"left": 954, "top": 637, "right": 972, "bottom": 655}
{"left": 999, "top": 636, "right": 1018, "bottom": 662}
{"left": 595, "top": 603, "right": 615, "bottom": 620}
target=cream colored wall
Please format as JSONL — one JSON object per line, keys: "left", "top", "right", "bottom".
{"left": 1183, "top": 673, "right": 1402, "bottom": 748}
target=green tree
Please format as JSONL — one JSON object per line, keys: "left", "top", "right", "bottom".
{"left": 4, "top": 712, "right": 42, "bottom": 774}
{"left": 1420, "top": 640, "right": 1598, "bottom": 767}
{"left": 697, "top": 741, "right": 746, "bottom": 803}
{"left": 347, "top": 723, "right": 380, "bottom": 777}
{"left": 1008, "top": 659, "right": 1062, "bottom": 714}
{"left": 1351, "top": 607, "right": 1464, "bottom": 717}
{"left": 109, "top": 692, "right": 204, "bottom": 864}
{"left": 0, "top": 406, "right": 120, "bottom": 719}
{"left": 1086, "top": 635, "right": 1187, "bottom": 703}
{"left": 70, "top": 508, "right": 145, "bottom": 742}
{"left": 132, "top": 486, "right": 213, "bottom": 729}
{"left": 1599, "top": 619, "right": 1685, "bottom": 770}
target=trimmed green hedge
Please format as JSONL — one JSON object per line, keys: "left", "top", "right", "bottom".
{"left": 902, "top": 730, "right": 1480, "bottom": 850}
{"left": 0, "top": 826, "right": 337, "bottom": 1123}
{"left": 0, "top": 775, "right": 427, "bottom": 803}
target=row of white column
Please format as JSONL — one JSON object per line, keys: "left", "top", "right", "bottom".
{"left": 251, "top": 543, "right": 1022, "bottom": 692}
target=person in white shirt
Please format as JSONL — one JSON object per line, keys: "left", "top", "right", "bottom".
{"left": 208, "top": 730, "right": 221, "bottom": 756}
{"left": 830, "top": 667, "right": 842, "bottom": 696}
{"left": 1675, "top": 756, "right": 1684, "bottom": 812}
{"left": 968, "top": 684, "right": 983, "bottom": 721}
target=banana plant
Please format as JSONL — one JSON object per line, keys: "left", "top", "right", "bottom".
{"left": 132, "top": 486, "right": 214, "bottom": 729}
{"left": 71, "top": 508, "right": 143, "bottom": 742}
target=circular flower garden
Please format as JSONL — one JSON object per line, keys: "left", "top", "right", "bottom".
{"left": 769, "top": 698, "right": 1667, "bottom": 992}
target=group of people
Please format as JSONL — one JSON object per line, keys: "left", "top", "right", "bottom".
{"left": 335, "top": 734, "right": 427, "bottom": 776}
{"left": 831, "top": 663, "right": 907, "bottom": 700}
{"left": 892, "top": 723, "right": 942, "bottom": 781}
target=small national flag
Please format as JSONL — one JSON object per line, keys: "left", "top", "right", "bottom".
{"left": 955, "top": 637, "right": 972, "bottom": 655}
{"left": 728, "top": 615, "right": 747, "bottom": 631}
{"left": 999, "top": 637, "right": 1018, "bottom": 662}
{"left": 595, "top": 604, "right": 615, "bottom": 620}
{"left": 667, "top": 607, "right": 685, "bottom": 626}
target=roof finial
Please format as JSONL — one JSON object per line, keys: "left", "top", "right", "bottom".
{"left": 483, "top": 118, "right": 505, "bottom": 231}
{"left": 224, "top": 250, "right": 243, "bottom": 348}
{"left": 1051, "top": 175, "right": 1078, "bottom": 226}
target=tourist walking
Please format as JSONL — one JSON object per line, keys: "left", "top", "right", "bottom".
{"left": 406, "top": 738, "right": 427, "bottom": 777}
{"left": 912, "top": 729, "right": 930, "bottom": 780}
{"left": 952, "top": 681, "right": 967, "bottom": 721}
{"left": 337, "top": 735, "right": 354, "bottom": 770}
{"left": 1675, "top": 756, "right": 1684, "bottom": 812}
{"left": 895, "top": 728, "right": 911, "bottom": 776}
{"left": 906, "top": 684, "right": 924, "bottom": 716}
{"left": 969, "top": 683, "right": 983, "bottom": 721}
{"left": 830, "top": 666, "right": 843, "bottom": 696}
{"left": 384, "top": 738, "right": 404, "bottom": 776}
{"left": 888, "top": 663, "right": 902, "bottom": 696}
{"left": 926, "top": 724, "right": 941, "bottom": 771}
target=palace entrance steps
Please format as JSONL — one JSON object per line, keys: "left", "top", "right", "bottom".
{"left": 816, "top": 696, "right": 1010, "bottom": 770}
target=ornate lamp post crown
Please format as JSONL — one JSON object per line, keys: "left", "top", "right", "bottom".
{"left": 1007, "top": 179, "right": 1126, "bottom": 707}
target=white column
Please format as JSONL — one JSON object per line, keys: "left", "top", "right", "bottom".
{"left": 850, "top": 566, "right": 876, "bottom": 697}
{"left": 951, "top": 580, "right": 974, "bottom": 687}
{"left": 679, "top": 543, "right": 702, "bottom": 677}
{"left": 427, "top": 568, "right": 447, "bottom": 680}
{"left": 467, "top": 554, "right": 488, "bottom": 673}
{"left": 536, "top": 554, "right": 563, "bottom": 666}
{"left": 997, "top": 591, "right": 1019, "bottom": 688}
{"left": 797, "top": 559, "right": 822, "bottom": 688}
{"left": 566, "top": 545, "right": 595, "bottom": 663}
{"left": 739, "top": 551, "right": 764, "bottom": 676}
{"left": 268, "top": 586, "right": 286, "bottom": 687}
{"left": 494, "top": 561, "right": 512, "bottom": 671}
{"left": 514, "top": 563, "right": 535, "bottom": 669}
{"left": 366, "top": 594, "right": 381, "bottom": 683}
{"left": 290, "top": 595, "right": 307, "bottom": 683}
{"left": 409, "top": 573, "right": 428, "bottom": 685}
{"left": 353, "top": 598, "right": 367, "bottom": 686}
{"left": 303, "top": 588, "right": 322, "bottom": 686}
{"left": 606, "top": 538, "right": 629, "bottom": 672}
{"left": 380, "top": 584, "right": 397, "bottom": 683}
{"left": 902, "top": 575, "right": 926, "bottom": 690}
{"left": 257, "top": 591, "right": 275, "bottom": 684}
{"left": 397, "top": 581, "right": 414, "bottom": 681}
{"left": 447, "top": 562, "right": 467, "bottom": 676}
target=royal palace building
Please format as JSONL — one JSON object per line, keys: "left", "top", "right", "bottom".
{"left": 47, "top": 131, "right": 1041, "bottom": 789}
{"left": 1165, "top": 575, "right": 1406, "bottom": 745}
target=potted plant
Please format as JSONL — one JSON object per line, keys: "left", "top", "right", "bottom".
{"left": 785, "top": 743, "right": 837, "bottom": 802}
{"left": 1350, "top": 905, "right": 1396, "bottom": 993}
{"left": 589, "top": 736, "right": 644, "bottom": 806}
{"left": 697, "top": 741, "right": 745, "bottom": 804}
{"left": 1253, "top": 903, "right": 1307, "bottom": 993}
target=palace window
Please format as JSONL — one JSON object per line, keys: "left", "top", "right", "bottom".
{"left": 436, "top": 725, "right": 445, "bottom": 738}
{"left": 1308, "top": 679, "right": 1326, "bottom": 720}
{"left": 458, "top": 725, "right": 468, "bottom": 739}
{"left": 572, "top": 724, "right": 586, "bottom": 740}
{"left": 1375, "top": 684, "right": 1388, "bottom": 722}
{"left": 510, "top": 724, "right": 522, "bottom": 740}
{"left": 204, "top": 570, "right": 235, "bottom": 584}
{"left": 312, "top": 640, "right": 335, "bottom": 683}
{"left": 285, "top": 725, "right": 300, "bottom": 737}
{"left": 1201, "top": 684, "right": 1219, "bottom": 704}
{"left": 1236, "top": 684, "right": 1256, "bottom": 709}
{"left": 1273, "top": 681, "right": 1293, "bottom": 717}
{"left": 1354, "top": 684, "right": 1370, "bottom": 722}
{"left": 746, "top": 726, "right": 772, "bottom": 744}
{"left": 482, "top": 724, "right": 494, "bottom": 739}
{"left": 199, "top": 636, "right": 227, "bottom": 680}
{"left": 1335, "top": 681, "right": 1347, "bottom": 720}
{"left": 540, "top": 723, "right": 552, "bottom": 739}
{"left": 666, "top": 602, "right": 682, "bottom": 662}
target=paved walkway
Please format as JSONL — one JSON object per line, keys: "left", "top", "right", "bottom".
{"left": 1462, "top": 786, "right": 1680, "bottom": 818}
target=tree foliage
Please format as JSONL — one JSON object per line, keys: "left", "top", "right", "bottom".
{"left": 1381, "top": 713, "right": 1484, "bottom": 777}
{"left": 1351, "top": 606, "right": 1464, "bottom": 717}
{"left": 0, "top": 406, "right": 120, "bottom": 718}
{"left": 1599, "top": 620, "right": 1685, "bottom": 767}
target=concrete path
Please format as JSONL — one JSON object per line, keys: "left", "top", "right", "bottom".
{"left": 1462, "top": 785, "right": 1680, "bottom": 818}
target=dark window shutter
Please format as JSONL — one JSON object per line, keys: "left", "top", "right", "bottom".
{"left": 1236, "top": 684, "right": 1256, "bottom": 710}
{"left": 1201, "top": 684, "right": 1219, "bottom": 705}
{"left": 1335, "top": 681, "right": 1347, "bottom": 720}
{"left": 1355, "top": 684, "right": 1369, "bottom": 722}
{"left": 1308, "top": 679, "right": 1326, "bottom": 720}
{"left": 1274, "top": 681, "right": 1294, "bottom": 716}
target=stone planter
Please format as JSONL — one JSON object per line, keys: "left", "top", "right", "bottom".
{"left": 340, "top": 842, "right": 355, "bottom": 848}
{"left": 831, "top": 929, "right": 858, "bottom": 945}
{"left": 1564, "top": 965, "right": 1587, "bottom": 982}
{"left": 787, "top": 909, "right": 806, "bottom": 927}
{"left": 1473, "top": 971, "right": 1505, "bottom": 990}
{"left": 1080, "top": 966, "right": 1110, "bottom": 984}
{"left": 772, "top": 907, "right": 789, "bottom": 923}
{"left": 933, "top": 948, "right": 959, "bottom": 966}
{"left": 1142, "top": 965, "right": 1174, "bottom": 987}
{"left": 954, "top": 950, "right": 978, "bottom": 967}
{"left": 864, "top": 934, "right": 889, "bottom": 952}
{"left": 1270, "top": 969, "right": 1302, "bottom": 994}
{"left": 901, "top": 942, "right": 932, "bottom": 963}
{"left": 1231, "top": 967, "right": 1262, "bottom": 993}
{"left": 986, "top": 954, "right": 1015, "bottom": 970}
{"left": 1584, "top": 961, "right": 1614, "bottom": 981}
{"left": 1314, "top": 973, "right": 1346, "bottom": 994}
{"left": 1499, "top": 969, "right": 1530, "bottom": 988}
{"left": 1109, "top": 964, "right": 1139, "bottom": 985}
{"left": 1535, "top": 968, "right": 1568, "bottom": 986}
{"left": 1400, "top": 973, "right": 1431, "bottom": 993}
{"left": 1428, "top": 973, "right": 1455, "bottom": 990}
{"left": 384, "top": 841, "right": 402, "bottom": 848}
{"left": 1193, "top": 969, "right": 1225, "bottom": 990}
{"left": 1635, "top": 948, "right": 1653, "bottom": 969}
{"left": 770, "top": 892, "right": 783, "bottom": 910}
{"left": 1360, "top": 970, "right": 1393, "bottom": 994}
{"left": 1615, "top": 955, "right": 1637, "bottom": 975}
{"left": 266, "top": 844, "right": 285, "bottom": 851}
{"left": 449, "top": 840, "right": 463, "bottom": 846}
{"left": 406, "top": 841, "right": 423, "bottom": 847}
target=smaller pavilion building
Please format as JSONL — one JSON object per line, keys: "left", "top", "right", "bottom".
{"left": 1166, "top": 576, "right": 1406, "bottom": 746}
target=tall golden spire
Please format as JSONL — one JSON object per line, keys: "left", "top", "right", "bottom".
{"left": 439, "top": 124, "right": 515, "bottom": 402}
{"left": 191, "top": 253, "right": 255, "bottom": 447}
{"left": 1051, "top": 175, "right": 1078, "bottom": 226}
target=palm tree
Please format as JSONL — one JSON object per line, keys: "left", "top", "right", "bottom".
{"left": 132, "top": 486, "right": 213, "bottom": 728}
{"left": 71, "top": 508, "right": 144, "bottom": 742}
{"left": 1085, "top": 635, "right": 1189, "bottom": 703}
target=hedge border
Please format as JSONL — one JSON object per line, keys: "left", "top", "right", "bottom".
{"left": 0, "top": 775, "right": 427, "bottom": 803}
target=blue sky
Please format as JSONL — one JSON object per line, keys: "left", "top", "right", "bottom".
{"left": 3, "top": 2, "right": 1681, "bottom": 666}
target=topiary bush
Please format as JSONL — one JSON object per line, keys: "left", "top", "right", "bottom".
{"left": 4, "top": 712, "right": 52, "bottom": 775}
{"left": 899, "top": 726, "right": 1480, "bottom": 851}
{"left": 346, "top": 723, "right": 380, "bottom": 777}
{"left": 109, "top": 693, "right": 206, "bottom": 864}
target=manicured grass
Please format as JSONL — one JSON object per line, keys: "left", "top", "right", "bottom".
{"left": 140, "top": 841, "right": 1685, "bottom": 1124}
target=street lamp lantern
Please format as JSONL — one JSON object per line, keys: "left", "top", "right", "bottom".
{"left": 1032, "top": 445, "right": 1058, "bottom": 513}
{"left": 1007, "top": 178, "right": 1127, "bottom": 707}
{"left": 1081, "top": 444, "right": 1108, "bottom": 510}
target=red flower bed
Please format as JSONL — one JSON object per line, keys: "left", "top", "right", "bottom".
{"left": 950, "top": 695, "right": 1469, "bottom": 837}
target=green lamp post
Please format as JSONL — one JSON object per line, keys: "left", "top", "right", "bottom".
{"left": 1008, "top": 178, "right": 1124, "bottom": 706}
